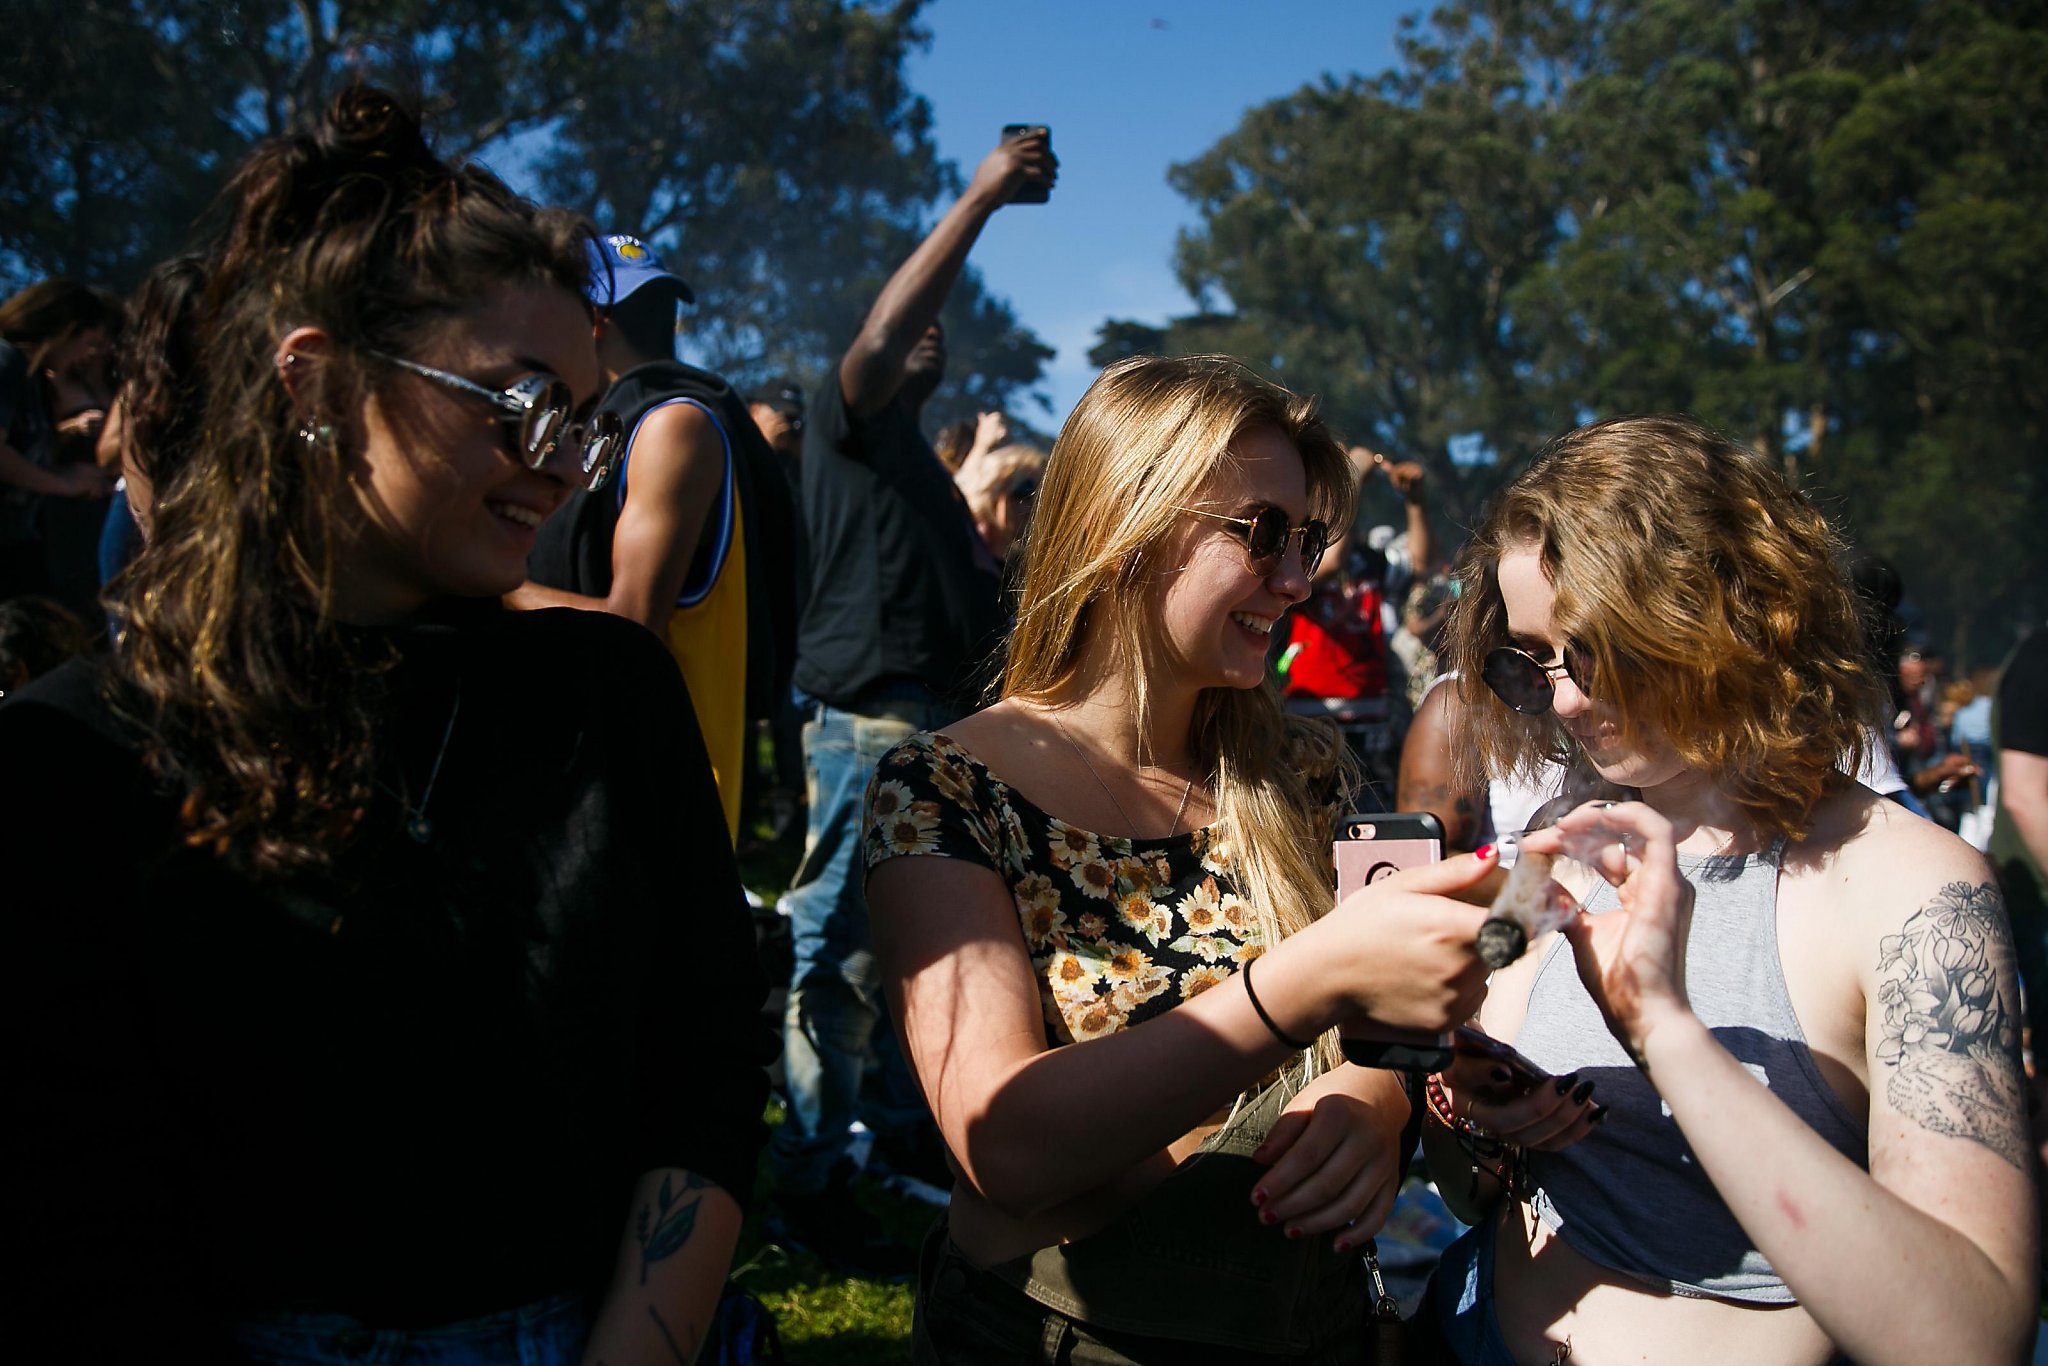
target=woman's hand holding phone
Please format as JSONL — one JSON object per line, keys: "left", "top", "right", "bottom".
{"left": 1438, "top": 1028, "right": 1603, "bottom": 1151}
{"left": 1309, "top": 851, "right": 1496, "bottom": 1035}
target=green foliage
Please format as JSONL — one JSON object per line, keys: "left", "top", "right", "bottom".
{"left": 0, "top": 0, "right": 246, "bottom": 287}
{"left": 1146, "top": 0, "right": 2048, "bottom": 660}
{"left": 0, "top": 0, "right": 1051, "bottom": 414}
{"left": 1087, "top": 318, "right": 1166, "bottom": 368}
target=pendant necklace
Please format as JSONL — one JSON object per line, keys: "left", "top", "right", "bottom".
{"left": 383, "top": 680, "right": 462, "bottom": 844}
{"left": 1054, "top": 715, "right": 1195, "bottom": 839}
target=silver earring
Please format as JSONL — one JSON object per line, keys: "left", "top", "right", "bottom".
{"left": 298, "top": 420, "right": 335, "bottom": 448}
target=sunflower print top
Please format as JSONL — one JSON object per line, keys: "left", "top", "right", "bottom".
{"left": 864, "top": 730, "right": 1269, "bottom": 1047}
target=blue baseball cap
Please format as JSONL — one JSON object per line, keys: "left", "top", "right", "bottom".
{"left": 586, "top": 233, "right": 695, "bottom": 310}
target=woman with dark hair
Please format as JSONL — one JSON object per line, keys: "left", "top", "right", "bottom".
{"left": 865, "top": 354, "right": 1509, "bottom": 1362}
{"left": 1420, "top": 415, "right": 2036, "bottom": 1363}
{"left": 0, "top": 277, "right": 119, "bottom": 603}
{"left": 0, "top": 87, "right": 770, "bottom": 1365}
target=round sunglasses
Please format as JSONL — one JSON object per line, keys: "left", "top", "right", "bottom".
{"left": 1174, "top": 504, "right": 1331, "bottom": 577}
{"left": 1481, "top": 643, "right": 1596, "bottom": 714}
{"left": 372, "top": 352, "right": 624, "bottom": 493}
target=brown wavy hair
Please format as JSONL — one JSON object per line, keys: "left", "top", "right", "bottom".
{"left": 1002, "top": 355, "right": 1358, "bottom": 1064}
{"left": 106, "top": 253, "right": 209, "bottom": 528}
{"left": 1444, "top": 414, "right": 1883, "bottom": 843}
{"left": 0, "top": 279, "right": 120, "bottom": 375}
{"left": 108, "top": 85, "right": 592, "bottom": 878}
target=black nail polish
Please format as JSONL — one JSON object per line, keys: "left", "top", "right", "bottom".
{"left": 1553, "top": 1074, "right": 1576, "bottom": 1096}
{"left": 1590, "top": 1105, "right": 1610, "bottom": 1124}
{"left": 1572, "top": 1080, "right": 1596, "bottom": 1105}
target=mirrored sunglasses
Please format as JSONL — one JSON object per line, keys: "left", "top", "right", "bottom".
{"left": 1174, "top": 505, "right": 1330, "bottom": 577}
{"left": 1480, "top": 643, "right": 1596, "bottom": 715}
{"left": 372, "top": 353, "right": 624, "bottom": 493}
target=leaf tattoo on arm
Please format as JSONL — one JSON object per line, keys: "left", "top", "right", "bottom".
{"left": 635, "top": 1170, "right": 710, "bottom": 1285}
{"left": 1875, "top": 881, "right": 2029, "bottom": 1172}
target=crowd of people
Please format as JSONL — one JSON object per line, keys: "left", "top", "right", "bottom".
{"left": 3, "top": 85, "right": 2045, "bottom": 1366}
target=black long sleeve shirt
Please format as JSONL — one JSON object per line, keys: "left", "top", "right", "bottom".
{"left": 0, "top": 604, "right": 772, "bottom": 1354}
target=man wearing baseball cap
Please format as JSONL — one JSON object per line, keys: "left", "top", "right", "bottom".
{"left": 519, "top": 233, "right": 798, "bottom": 844}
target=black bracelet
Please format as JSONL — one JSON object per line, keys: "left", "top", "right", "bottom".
{"left": 1242, "top": 957, "right": 1314, "bottom": 1052}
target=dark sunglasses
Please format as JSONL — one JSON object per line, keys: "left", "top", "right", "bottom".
{"left": 373, "top": 353, "right": 624, "bottom": 493}
{"left": 1481, "top": 643, "right": 1596, "bottom": 715}
{"left": 1174, "top": 504, "right": 1330, "bottom": 577}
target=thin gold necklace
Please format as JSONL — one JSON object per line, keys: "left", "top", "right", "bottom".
{"left": 1053, "top": 716, "right": 1195, "bottom": 839}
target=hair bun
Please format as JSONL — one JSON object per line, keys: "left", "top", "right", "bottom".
{"left": 317, "top": 85, "right": 432, "bottom": 171}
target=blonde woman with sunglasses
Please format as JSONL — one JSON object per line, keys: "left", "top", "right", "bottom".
{"left": 1420, "top": 415, "right": 2036, "bottom": 1364}
{"left": 864, "top": 354, "right": 1499, "bottom": 1363}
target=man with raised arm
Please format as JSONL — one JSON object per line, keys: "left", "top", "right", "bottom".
{"left": 768, "top": 130, "right": 1055, "bottom": 1276}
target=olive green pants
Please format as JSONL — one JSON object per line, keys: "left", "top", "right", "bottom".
{"left": 909, "top": 1082, "right": 1372, "bottom": 1364}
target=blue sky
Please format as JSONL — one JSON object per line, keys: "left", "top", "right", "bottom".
{"left": 905, "top": 0, "right": 1413, "bottom": 425}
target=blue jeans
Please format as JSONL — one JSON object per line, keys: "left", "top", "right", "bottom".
{"left": 1426, "top": 1214, "right": 1518, "bottom": 1365}
{"left": 772, "top": 693, "right": 954, "bottom": 1196}
{"left": 230, "top": 1291, "right": 591, "bottom": 1365}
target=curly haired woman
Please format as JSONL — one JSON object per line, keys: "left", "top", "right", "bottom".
{"left": 0, "top": 88, "right": 769, "bottom": 1365}
{"left": 1419, "top": 415, "right": 2036, "bottom": 1364}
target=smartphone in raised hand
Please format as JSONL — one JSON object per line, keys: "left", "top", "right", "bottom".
{"left": 1000, "top": 124, "right": 1053, "bottom": 203}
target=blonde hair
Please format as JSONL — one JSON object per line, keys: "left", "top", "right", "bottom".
{"left": 1002, "top": 355, "right": 1357, "bottom": 1064}
{"left": 1445, "top": 414, "right": 1883, "bottom": 843}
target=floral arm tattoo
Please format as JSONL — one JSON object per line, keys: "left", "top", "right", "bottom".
{"left": 1875, "top": 881, "right": 2029, "bottom": 1172}
{"left": 636, "top": 1170, "right": 709, "bottom": 1285}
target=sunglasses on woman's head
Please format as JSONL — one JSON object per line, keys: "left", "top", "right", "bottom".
{"left": 371, "top": 353, "right": 624, "bottom": 493}
{"left": 1174, "top": 505, "right": 1331, "bottom": 577}
{"left": 1481, "top": 643, "right": 1596, "bottom": 714}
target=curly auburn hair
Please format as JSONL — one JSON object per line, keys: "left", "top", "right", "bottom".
{"left": 1443, "top": 414, "right": 1883, "bottom": 844}
{"left": 109, "top": 86, "right": 593, "bottom": 879}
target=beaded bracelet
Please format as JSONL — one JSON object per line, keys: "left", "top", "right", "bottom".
{"left": 1424, "top": 1071, "right": 1532, "bottom": 1199}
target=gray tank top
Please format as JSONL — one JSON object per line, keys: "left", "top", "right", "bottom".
{"left": 1512, "top": 845, "right": 1867, "bottom": 1303}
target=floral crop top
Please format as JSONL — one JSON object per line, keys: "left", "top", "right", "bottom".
{"left": 863, "top": 731, "right": 1269, "bottom": 1047}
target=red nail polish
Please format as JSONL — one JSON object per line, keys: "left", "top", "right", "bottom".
{"left": 1260, "top": 1209, "right": 1277, "bottom": 1225}
{"left": 1252, "top": 1188, "right": 1268, "bottom": 1206}
{"left": 1475, "top": 843, "right": 1497, "bottom": 861}
{"left": 1285, "top": 1226, "right": 1303, "bottom": 1240}
{"left": 1334, "top": 1239, "right": 1351, "bottom": 1253}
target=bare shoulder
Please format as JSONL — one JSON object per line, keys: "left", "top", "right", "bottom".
{"left": 940, "top": 698, "right": 1022, "bottom": 745}
{"left": 630, "top": 399, "right": 725, "bottom": 460}
{"left": 1807, "top": 786, "right": 2029, "bottom": 1174}
{"left": 1798, "top": 783, "right": 1994, "bottom": 933}
{"left": 939, "top": 700, "right": 1057, "bottom": 779}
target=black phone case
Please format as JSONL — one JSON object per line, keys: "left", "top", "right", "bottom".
{"left": 1001, "top": 124, "right": 1051, "bottom": 203}
{"left": 1451, "top": 1026, "right": 1551, "bottom": 1096}
{"left": 1339, "top": 811, "right": 1446, "bottom": 843}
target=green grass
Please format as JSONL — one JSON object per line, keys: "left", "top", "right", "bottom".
{"left": 732, "top": 777, "right": 923, "bottom": 1361}
{"left": 728, "top": 1101, "right": 927, "bottom": 1362}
